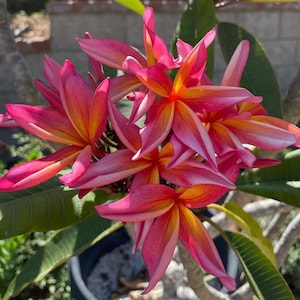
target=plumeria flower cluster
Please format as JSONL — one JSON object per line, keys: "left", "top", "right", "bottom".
{"left": 1, "top": 7, "right": 300, "bottom": 294}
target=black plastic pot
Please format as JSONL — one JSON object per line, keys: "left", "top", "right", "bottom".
{"left": 69, "top": 227, "right": 130, "bottom": 300}
{"left": 69, "top": 226, "right": 242, "bottom": 299}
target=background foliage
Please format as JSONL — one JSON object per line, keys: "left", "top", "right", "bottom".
{"left": 1, "top": 0, "right": 300, "bottom": 299}
{"left": 7, "top": 0, "right": 48, "bottom": 14}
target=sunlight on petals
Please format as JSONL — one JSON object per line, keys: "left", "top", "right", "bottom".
{"left": 0, "top": 146, "right": 79, "bottom": 191}
{"left": 179, "top": 205, "right": 236, "bottom": 290}
{"left": 142, "top": 207, "right": 179, "bottom": 294}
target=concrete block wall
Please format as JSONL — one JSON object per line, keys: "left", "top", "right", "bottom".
{"left": 0, "top": 0, "right": 299, "bottom": 113}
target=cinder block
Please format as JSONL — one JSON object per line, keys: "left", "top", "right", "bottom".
{"left": 213, "top": 40, "right": 227, "bottom": 73}
{"left": 262, "top": 40, "right": 297, "bottom": 67}
{"left": 154, "top": 12, "right": 182, "bottom": 46}
{"left": 236, "top": 11, "right": 280, "bottom": 40}
{"left": 50, "top": 12, "right": 126, "bottom": 51}
{"left": 280, "top": 12, "right": 300, "bottom": 39}
{"left": 297, "top": 41, "right": 300, "bottom": 63}
{"left": 275, "top": 65, "right": 298, "bottom": 98}
{"left": 125, "top": 13, "right": 144, "bottom": 48}
{"left": 126, "top": 11, "right": 181, "bottom": 49}
{"left": 22, "top": 53, "right": 45, "bottom": 81}
{"left": 216, "top": 11, "right": 237, "bottom": 23}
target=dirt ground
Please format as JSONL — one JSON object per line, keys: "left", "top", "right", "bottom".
{"left": 10, "top": 14, "right": 50, "bottom": 41}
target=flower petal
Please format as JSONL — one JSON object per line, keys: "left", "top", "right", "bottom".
{"left": 142, "top": 206, "right": 179, "bottom": 294}
{"left": 108, "top": 100, "right": 141, "bottom": 153}
{"left": 59, "top": 145, "right": 92, "bottom": 185}
{"left": 173, "top": 29, "right": 216, "bottom": 93}
{"left": 133, "top": 99, "right": 175, "bottom": 159}
{"left": 253, "top": 115, "right": 300, "bottom": 147}
{"left": 130, "top": 165, "right": 160, "bottom": 190}
{"left": 161, "top": 161, "right": 235, "bottom": 188}
{"left": 221, "top": 40, "right": 250, "bottom": 87}
{"left": 110, "top": 74, "right": 141, "bottom": 103}
{"left": 173, "top": 39, "right": 207, "bottom": 93}
{"left": 209, "top": 122, "right": 256, "bottom": 167}
{"left": 167, "top": 135, "right": 195, "bottom": 167}
{"left": 6, "top": 104, "right": 84, "bottom": 145}
{"left": 179, "top": 204, "right": 236, "bottom": 290}
{"left": 179, "top": 86, "right": 254, "bottom": 112}
{"left": 35, "top": 79, "right": 63, "bottom": 112}
{"left": 88, "top": 78, "right": 109, "bottom": 142}
{"left": 68, "top": 149, "right": 151, "bottom": 189}
{"left": 224, "top": 118, "right": 298, "bottom": 150}
{"left": 128, "top": 89, "right": 157, "bottom": 124}
{"left": 95, "top": 184, "right": 175, "bottom": 222}
{"left": 84, "top": 32, "right": 105, "bottom": 83}
{"left": 0, "top": 146, "right": 80, "bottom": 191}
{"left": 176, "top": 39, "right": 193, "bottom": 61}
{"left": 60, "top": 60, "right": 91, "bottom": 141}
{"left": 173, "top": 101, "right": 217, "bottom": 167}
{"left": 132, "top": 220, "right": 153, "bottom": 251}
{"left": 159, "top": 144, "right": 234, "bottom": 188}
{"left": 136, "top": 65, "right": 172, "bottom": 98}
{"left": 0, "top": 112, "right": 18, "bottom": 127}
{"left": 143, "top": 7, "right": 169, "bottom": 66}
{"left": 43, "top": 55, "right": 61, "bottom": 91}
{"left": 178, "top": 156, "right": 239, "bottom": 208}
{"left": 78, "top": 37, "right": 147, "bottom": 70}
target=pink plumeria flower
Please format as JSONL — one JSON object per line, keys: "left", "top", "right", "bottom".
{"left": 65, "top": 100, "right": 235, "bottom": 191}
{"left": 199, "top": 40, "right": 300, "bottom": 167}
{"left": 0, "top": 59, "right": 110, "bottom": 191}
{"left": 77, "top": 7, "right": 180, "bottom": 122}
{"left": 96, "top": 180, "right": 238, "bottom": 294}
{"left": 133, "top": 29, "right": 255, "bottom": 167}
{"left": 78, "top": 7, "right": 177, "bottom": 77}
{"left": 130, "top": 151, "right": 240, "bottom": 253}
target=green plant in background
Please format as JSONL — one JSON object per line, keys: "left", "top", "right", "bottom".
{"left": 0, "top": 235, "right": 26, "bottom": 296}
{"left": 0, "top": 233, "right": 71, "bottom": 299}
{"left": 9, "top": 131, "right": 51, "bottom": 163}
{"left": 0, "top": 132, "right": 70, "bottom": 299}
{"left": 282, "top": 239, "right": 300, "bottom": 293}
{"left": 1, "top": 0, "right": 300, "bottom": 299}
{"left": 278, "top": 210, "right": 300, "bottom": 294}
{"left": 7, "top": 0, "right": 49, "bottom": 15}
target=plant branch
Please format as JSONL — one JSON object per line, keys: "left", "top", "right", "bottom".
{"left": 205, "top": 198, "right": 291, "bottom": 239}
{"left": 263, "top": 210, "right": 292, "bottom": 241}
{"left": 274, "top": 211, "right": 300, "bottom": 268}
{"left": 177, "top": 242, "right": 230, "bottom": 300}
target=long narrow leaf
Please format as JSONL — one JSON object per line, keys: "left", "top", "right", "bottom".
{"left": 225, "top": 231, "right": 294, "bottom": 300}
{"left": 236, "top": 149, "right": 300, "bottom": 207}
{"left": 217, "top": 22, "right": 282, "bottom": 118}
{"left": 0, "top": 177, "right": 120, "bottom": 239}
{"left": 209, "top": 203, "right": 276, "bottom": 265}
{"left": 114, "top": 0, "right": 145, "bottom": 15}
{"left": 3, "top": 214, "right": 122, "bottom": 300}
{"left": 171, "top": 0, "right": 216, "bottom": 78}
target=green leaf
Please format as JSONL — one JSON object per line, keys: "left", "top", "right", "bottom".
{"left": 171, "top": 0, "right": 216, "bottom": 78}
{"left": 217, "top": 22, "right": 282, "bottom": 118}
{"left": 225, "top": 231, "right": 294, "bottom": 300}
{"left": 0, "top": 177, "right": 120, "bottom": 239}
{"left": 3, "top": 214, "right": 122, "bottom": 300}
{"left": 209, "top": 203, "right": 275, "bottom": 265}
{"left": 114, "top": 0, "right": 145, "bottom": 15}
{"left": 236, "top": 149, "right": 300, "bottom": 207}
